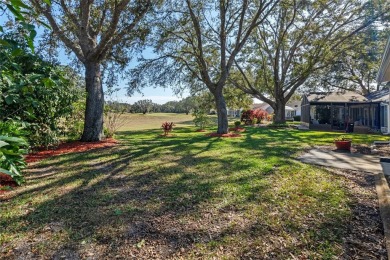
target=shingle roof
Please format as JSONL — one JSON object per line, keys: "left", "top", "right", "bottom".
{"left": 365, "top": 88, "right": 389, "bottom": 102}
{"left": 306, "top": 91, "right": 367, "bottom": 103}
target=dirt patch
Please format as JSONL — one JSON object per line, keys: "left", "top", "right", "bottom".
{"left": 25, "top": 138, "right": 118, "bottom": 164}
{"left": 326, "top": 168, "right": 387, "bottom": 259}
{"left": 207, "top": 133, "right": 242, "bottom": 138}
{"left": 195, "top": 129, "right": 207, "bottom": 132}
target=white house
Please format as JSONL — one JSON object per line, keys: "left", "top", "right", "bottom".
{"left": 377, "top": 36, "right": 390, "bottom": 133}
{"left": 251, "top": 102, "right": 298, "bottom": 119}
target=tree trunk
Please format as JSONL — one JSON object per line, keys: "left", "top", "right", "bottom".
{"left": 214, "top": 88, "right": 229, "bottom": 134}
{"left": 81, "top": 62, "right": 104, "bottom": 141}
{"left": 273, "top": 100, "right": 286, "bottom": 124}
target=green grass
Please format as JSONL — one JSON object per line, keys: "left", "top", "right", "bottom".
{"left": 0, "top": 118, "right": 387, "bottom": 258}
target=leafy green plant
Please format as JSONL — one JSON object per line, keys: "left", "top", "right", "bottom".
{"left": 0, "top": 136, "right": 28, "bottom": 185}
{"left": 234, "top": 121, "right": 241, "bottom": 127}
{"left": 192, "top": 110, "right": 211, "bottom": 130}
{"left": 334, "top": 135, "right": 351, "bottom": 141}
{"left": 0, "top": 35, "right": 83, "bottom": 148}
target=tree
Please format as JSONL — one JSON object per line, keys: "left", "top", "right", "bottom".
{"left": 181, "top": 96, "right": 196, "bottom": 115}
{"left": 224, "top": 86, "right": 253, "bottom": 111}
{"left": 29, "top": 0, "right": 154, "bottom": 141}
{"left": 232, "top": 0, "right": 390, "bottom": 123}
{"left": 132, "top": 99, "right": 154, "bottom": 114}
{"left": 129, "top": 0, "right": 279, "bottom": 134}
{"left": 306, "top": 8, "right": 390, "bottom": 95}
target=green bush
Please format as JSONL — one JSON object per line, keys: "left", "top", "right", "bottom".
{"left": 0, "top": 136, "right": 28, "bottom": 185}
{"left": 293, "top": 115, "right": 301, "bottom": 121}
{"left": 193, "top": 110, "right": 211, "bottom": 130}
{"left": 0, "top": 35, "right": 83, "bottom": 148}
{"left": 234, "top": 121, "right": 241, "bottom": 127}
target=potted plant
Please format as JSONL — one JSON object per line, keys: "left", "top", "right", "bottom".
{"left": 334, "top": 135, "right": 352, "bottom": 151}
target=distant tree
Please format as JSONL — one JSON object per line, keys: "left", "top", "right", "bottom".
{"left": 129, "top": 0, "right": 279, "bottom": 134}
{"left": 181, "top": 97, "right": 196, "bottom": 115}
{"left": 232, "top": 0, "right": 390, "bottom": 123}
{"left": 133, "top": 99, "right": 154, "bottom": 114}
{"left": 29, "top": 0, "right": 154, "bottom": 141}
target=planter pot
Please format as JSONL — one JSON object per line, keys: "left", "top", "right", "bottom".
{"left": 335, "top": 140, "right": 351, "bottom": 151}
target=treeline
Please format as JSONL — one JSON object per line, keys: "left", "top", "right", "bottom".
{"left": 108, "top": 96, "right": 197, "bottom": 115}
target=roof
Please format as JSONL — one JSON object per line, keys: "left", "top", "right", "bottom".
{"left": 252, "top": 102, "right": 296, "bottom": 111}
{"left": 306, "top": 91, "right": 367, "bottom": 103}
{"left": 377, "top": 36, "right": 390, "bottom": 83}
{"left": 365, "top": 88, "right": 389, "bottom": 102}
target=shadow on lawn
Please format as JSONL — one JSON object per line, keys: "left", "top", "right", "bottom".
{"left": 1, "top": 127, "right": 372, "bottom": 258}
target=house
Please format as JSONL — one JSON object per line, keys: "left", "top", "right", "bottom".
{"left": 377, "top": 36, "right": 390, "bottom": 83}
{"left": 301, "top": 91, "right": 386, "bottom": 133}
{"left": 377, "top": 36, "right": 390, "bottom": 133}
{"left": 251, "top": 102, "right": 298, "bottom": 120}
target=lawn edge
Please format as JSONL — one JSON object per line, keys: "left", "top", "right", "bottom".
{"left": 375, "top": 169, "right": 390, "bottom": 259}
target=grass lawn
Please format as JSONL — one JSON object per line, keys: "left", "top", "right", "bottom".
{"left": 118, "top": 113, "right": 196, "bottom": 131}
{"left": 0, "top": 116, "right": 388, "bottom": 259}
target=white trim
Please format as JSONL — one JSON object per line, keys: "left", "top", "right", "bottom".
{"left": 377, "top": 36, "right": 390, "bottom": 83}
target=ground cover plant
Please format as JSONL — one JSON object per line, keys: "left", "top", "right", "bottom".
{"left": 0, "top": 120, "right": 388, "bottom": 258}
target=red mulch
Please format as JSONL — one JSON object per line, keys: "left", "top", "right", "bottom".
{"left": 0, "top": 138, "right": 118, "bottom": 195}
{"left": 25, "top": 138, "right": 118, "bottom": 164}
{"left": 196, "top": 129, "right": 207, "bottom": 132}
{"left": 228, "top": 127, "right": 246, "bottom": 132}
{"left": 0, "top": 173, "right": 17, "bottom": 195}
{"left": 207, "top": 133, "right": 242, "bottom": 138}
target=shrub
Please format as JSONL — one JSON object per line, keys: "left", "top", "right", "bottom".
{"left": 193, "top": 110, "right": 211, "bottom": 130}
{"left": 293, "top": 115, "right": 301, "bottom": 121}
{"left": 161, "top": 122, "right": 175, "bottom": 136}
{"left": 104, "top": 103, "right": 130, "bottom": 138}
{"left": 0, "top": 136, "right": 28, "bottom": 185}
{"left": 234, "top": 121, "right": 241, "bottom": 127}
{"left": 241, "top": 109, "right": 268, "bottom": 124}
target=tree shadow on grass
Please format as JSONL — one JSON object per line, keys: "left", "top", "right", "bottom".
{"left": 0, "top": 127, "right": 372, "bottom": 259}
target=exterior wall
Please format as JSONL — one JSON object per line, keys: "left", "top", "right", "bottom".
{"left": 301, "top": 96, "right": 311, "bottom": 124}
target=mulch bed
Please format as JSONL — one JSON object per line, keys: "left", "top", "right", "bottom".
{"left": 25, "top": 138, "right": 118, "bottom": 164}
{"left": 0, "top": 138, "right": 118, "bottom": 194}
{"left": 0, "top": 174, "right": 17, "bottom": 195}
{"left": 196, "top": 129, "right": 207, "bottom": 132}
{"left": 207, "top": 133, "right": 242, "bottom": 138}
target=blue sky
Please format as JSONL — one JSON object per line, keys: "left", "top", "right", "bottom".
{"left": 0, "top": 15, "right": 188, "bottom": 105}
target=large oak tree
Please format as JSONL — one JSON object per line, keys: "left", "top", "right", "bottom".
{"left": 232, "top": 0, "right": 390, "bottom": 123}
{"left": 30, "top": 0, "right": 154, "bottom": 141}
{"left": 129, "top": 0, "right": 278, "bottom": 134}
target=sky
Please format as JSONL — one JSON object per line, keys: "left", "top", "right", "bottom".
{"left": 0, "top": 14, "right": 189, "bottom": 105}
